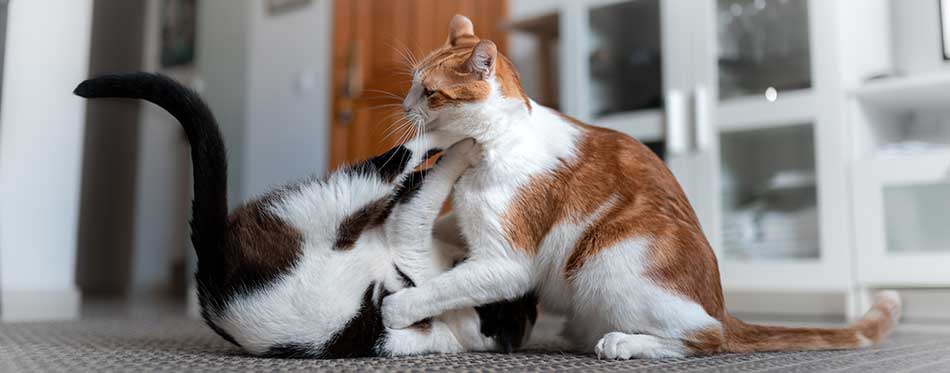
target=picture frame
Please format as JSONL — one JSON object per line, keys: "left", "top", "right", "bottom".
{"left": 267, "top": 0, "right": 312, "bottom": 16}
{"left": 160, "top": 0, "right": 197, "bottom": 68}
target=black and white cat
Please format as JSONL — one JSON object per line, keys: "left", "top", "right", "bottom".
{"left": 74, "top": 73, "right": 536, "bottom": 358}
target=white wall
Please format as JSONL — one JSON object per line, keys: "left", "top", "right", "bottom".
{"left": 187, "top": 0, "right": 332, "bottom": 316}
{"left": 0, "top": 0, "right": 92, "bottom": 321}
{"left": 76, "top": 0, "right": 146, "bottom": 297}
{"left": 243, "top": 0, "right": 331, "bottom": 197}
{"left": 197, "top": 0, "right": 251, "bottom": 209}
{"left": 198, "top": 0, "right": 331, "bottom": 204}
{"left": 128, "top": 0, "right": 192, "bottom": 296}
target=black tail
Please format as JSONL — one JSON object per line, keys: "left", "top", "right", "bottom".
{"left": 74, "top": 73, "right": 228, "bottom": 264}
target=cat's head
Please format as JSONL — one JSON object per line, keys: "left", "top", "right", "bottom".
{"left": 403, "top": 15, "right": 530, "bottom": 140}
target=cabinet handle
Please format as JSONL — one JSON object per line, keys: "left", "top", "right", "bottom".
{"left": 664, "top": 89, "right": 688, "bottom": 156}
{"left": 693, "top": 85, "right": 712, "bottom": 152}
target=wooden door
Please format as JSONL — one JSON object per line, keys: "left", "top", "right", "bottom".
{"left": 330, "top": 0, "right": 508, "bottom": 168}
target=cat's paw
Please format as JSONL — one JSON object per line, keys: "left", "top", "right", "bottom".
{"left": 594, "top": 332, "right": 685, "bottom": 360}
{"left": 382, "top": 288, "right": 423, "bottom": 329}
{"left": 443, "top": 138, "right": 482, "bottom": 167}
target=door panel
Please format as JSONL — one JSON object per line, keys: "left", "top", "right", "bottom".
{"left": 330, "top": 0, "right": 508, "bottom": 168}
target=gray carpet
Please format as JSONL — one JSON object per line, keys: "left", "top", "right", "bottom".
{"left": 3, "top": 317, "right": 950, "bottom": 372}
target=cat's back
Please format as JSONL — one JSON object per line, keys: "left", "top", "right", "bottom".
{"left": 495, "top": 116, "right": 697, "bottom": 249}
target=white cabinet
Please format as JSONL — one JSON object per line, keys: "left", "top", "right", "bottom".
{"left": 703, "top": 0, "right": 854, "bottom": 293}
{"left": 841, "top": 0, "right": 950, "bottom": 316}
{"left": 510, "top": 0, "right": 856, "bottom": 310}
{"left": 853, "top": 152, "right": 950, "bottom": 287}
{"left": 510, "top": 0, "right": 950, "bottom": 319}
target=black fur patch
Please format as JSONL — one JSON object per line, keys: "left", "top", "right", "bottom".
{"left": 204, "top": 318, "right": 242, "bottom": 348}
{"left": 262, "top": 284, "right": 385, "bottom": 359}
{"left": 350, "top": 145, "right": 414, "bottom": 183}
{"left": 319, "top": 283, "right": 387, "bottom": 358}
{"left": 333, "top": 197, "right": 394, "bottom": 250}
{"left": 394, "top": 265, "right": 417, "bottom": 287}
{"left": 475, "top": 292, "right": 539, "bottom": 353}
{"left": 393, "top": 169, "right": 428, "bottom": 206}
{"left": 264, "top": 342, "right": 318, "bottom": 359}
{"left": 423, "top": 148, "right": 443, "bottom": 161}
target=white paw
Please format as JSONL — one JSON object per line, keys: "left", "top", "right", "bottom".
{"left": 594, "top": 333, "right": 685, "bottom": 360}
{"left": 443, "top": 138, "right": 482, "bottom": 167}
{"left": 595, "top": 332, "right": 636, "bottom": 360}
{"left": 382, "top": 289, "right": 423, "bottom": 330}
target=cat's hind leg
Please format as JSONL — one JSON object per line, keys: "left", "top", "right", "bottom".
{"left": 379, "top": 320, "right": 466, "bottom": 356}
{"left": 565, "top": 236, "right": 723, "bottom": 359}
{"left": 378, "top": 308, "right": 494, "bottom": 356}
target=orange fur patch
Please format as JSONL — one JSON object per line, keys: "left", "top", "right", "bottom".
{"left": 686, "top": 293, "right": 901, "bottom": 354}
{"left": 500, "top": 115, "right": 724, "bottom": 317}
{"left": 416, "top": 43, "right": 529, "bottom": 110}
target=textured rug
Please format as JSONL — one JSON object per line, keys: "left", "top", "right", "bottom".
{"left": 3, "top": 317, "right": 950, "bottom": 372}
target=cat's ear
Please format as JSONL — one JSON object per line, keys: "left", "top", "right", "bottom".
{"left": 447, "top": 14, "right": 476, "bottom": 46}
{"left": 464, "top": 40, "right": 497, "bottom": 80}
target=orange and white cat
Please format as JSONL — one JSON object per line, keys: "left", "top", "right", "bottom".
{"left": 382, "top": 15, "right": 901, "bottom": 359}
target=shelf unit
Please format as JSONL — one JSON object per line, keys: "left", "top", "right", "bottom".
{"left": 508, "top": 0, "right": 865, "bottom": 316}
{"left": 848, "top": 70, "right": 950, "bottom": 311}
{"left": 851, "top": 73, "right": 950, "bottom": 112}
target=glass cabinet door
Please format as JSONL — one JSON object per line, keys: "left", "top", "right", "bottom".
{"left": 710, "top": 0, "right": 819, "bottom": 261}
{"left": 510, "top": 0, "right": 677, "bottom": 150}
{"left": 883, "top": 182, "right": 950, "bottom": 254}
{"left": 586, "top": 0, "right": 663, "bottom": 119}
{"left": 719, "top": 123, "right": 819, "bottom": 260}
{"left": 577, "top": 0, "right": 682, "bottom": 151}
{"left": 716, "top": 0, "right": 812, "bottom": 102}
{"left": 854, "top": 153, "right": 950, "bottom": 285}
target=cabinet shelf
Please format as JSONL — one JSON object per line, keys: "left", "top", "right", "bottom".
{"left": 594, "top": 109, "right": 663, "bottom": 143}
{"left": 718, "top": 89, "right": 816, "bottom": 132}
{"left": 851, "top": 73, "right": 950, "bottom": 112}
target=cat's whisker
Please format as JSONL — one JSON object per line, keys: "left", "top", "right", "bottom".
{"left": 359, "top": 103, "right": 404, "bottom": 114}
{"left": 378, "top": 120, "right": 418, "bottom": 172}
{"left": 380, "top": 122, "right": 410, "bottom": 141}
{"left": 362, "top": 89, "right": 405, "bottom": 100}
{"left": 381, "top": 119, "right": 412, "bottom": 142}
{"left": 387, "top": 40, "right": 420, "bottom": 72}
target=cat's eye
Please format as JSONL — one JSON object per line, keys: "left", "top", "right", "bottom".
{"left": 423, "top": 87, "right": 436, "bottom": 97}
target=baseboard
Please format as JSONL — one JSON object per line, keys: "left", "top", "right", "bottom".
{"left": 724, "top": 290, "right": 848, "bottom": 318}
{"left": 724, "top": 289, "right": 950, "bottom": 322}
{"left": 894, "top": 288, "right": 950, "bottom": 322}
{"left": 1, "top": 287, "right": 81, "bottom": 322}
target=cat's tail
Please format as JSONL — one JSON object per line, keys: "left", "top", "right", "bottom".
{"left": 74, "top": 73, "right": 228, "bottom": 264}
{"left": 721, "top": 291, "right": 901, "bottom": 353}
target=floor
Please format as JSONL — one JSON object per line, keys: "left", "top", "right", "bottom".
{"left": 3, "top": 300, "right": 950, "bottom": 372}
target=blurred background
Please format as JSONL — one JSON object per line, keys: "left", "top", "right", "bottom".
{"left": 1, "top": 0, "right": 949, "bottom": 323}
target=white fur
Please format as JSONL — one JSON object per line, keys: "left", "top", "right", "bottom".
{"left": 211, "top": 135, "right": 497, "bottom": 357}
{"left": 533, "top": 195, "right": 619, "bottom": 315}
{"left": 566, "top": 239, "right": 720, "bottom": 356}
{"left": 387, "top": 69, "right": 723, "bottom": 359}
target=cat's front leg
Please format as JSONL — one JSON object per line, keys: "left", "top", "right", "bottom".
{"left": 382, "top": 256, "right": 532, "bottom": 329}
{"left": 384, "top": 139, "right": 480, "bottom": 282}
